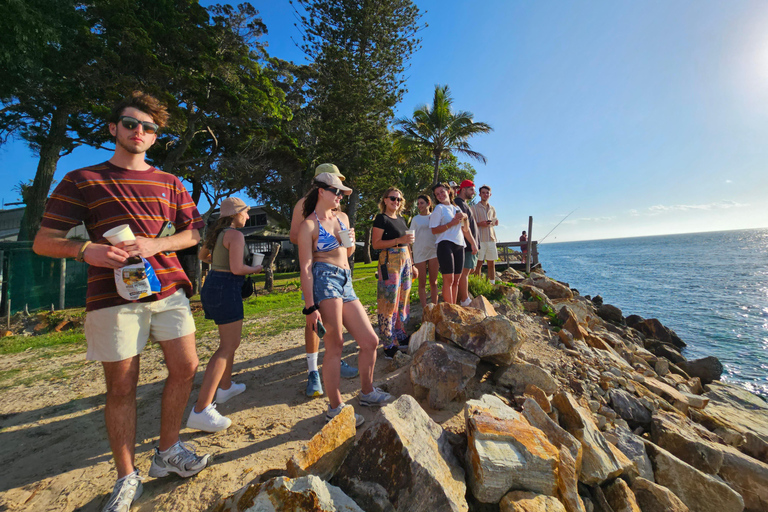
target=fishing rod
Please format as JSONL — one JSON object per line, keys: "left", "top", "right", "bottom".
{"left": 539, "top": 208, "right": 578, "bottom": 243}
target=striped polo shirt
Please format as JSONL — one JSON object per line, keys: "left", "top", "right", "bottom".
{"left": 41, "top": 161, "right": 204, "bottom": 311}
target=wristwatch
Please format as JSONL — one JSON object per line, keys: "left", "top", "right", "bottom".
{"left": 302, "top": 304, "right": 319, "bottom": 315}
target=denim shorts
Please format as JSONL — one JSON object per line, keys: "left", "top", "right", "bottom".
{"left": 313, "top": 262, "right": 358, "bottom": 304}
{"left": 201, "top": 271, "right": 245, "bottom": 325}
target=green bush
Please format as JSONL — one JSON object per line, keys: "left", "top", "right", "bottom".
{"left": 468, "top": 275, "right": 506, "bottom": 302}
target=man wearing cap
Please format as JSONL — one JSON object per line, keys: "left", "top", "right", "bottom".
{"left": 33, "top": 91, "right": 209, "bottom": 511}
{"left": 472, "top": 185, "right": 500, "bottom": 283}
{"left": 454, "top": 179, "right": 479, "bottom": 307}
{"left": 290, "top": 163, "right": 358, "bottom": 398}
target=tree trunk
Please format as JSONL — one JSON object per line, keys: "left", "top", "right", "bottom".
{"left": 363, "top": 225, "right": 372, "bottom": 264}
{"left": 346, "top": 190, "right": 360, "bottom": 275}
{"left": 18, "top": 107, "right": 70, "bottom": 241}
{"left": 432, "top": 154, "right": 441, "bottom": 185}
{"left": 263, "top": 242, "right": 281, "bottom": 293}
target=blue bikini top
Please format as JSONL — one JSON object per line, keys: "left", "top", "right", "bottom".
{"left": 315, "top": 212, "right": 348, "bottom": 252}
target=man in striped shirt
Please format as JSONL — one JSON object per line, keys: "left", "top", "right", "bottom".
{"left": 472, "top": 185, "right": 500, "bottom": 284}
{"left": 33, "top": 92, "right": 209, "bottom": 512}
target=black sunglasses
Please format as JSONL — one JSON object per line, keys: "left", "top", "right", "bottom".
{"left": 323, "top": 186, "right": 344, "bottom": 197}
{"left": 388, "top": 196, "right": 403, "bottom": 203}
{"left": 118, "top": 116, "right": 159, "bottom": 134}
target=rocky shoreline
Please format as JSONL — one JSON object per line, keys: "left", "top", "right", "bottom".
{"left": 214, "top": 266, "right": 768, "bottom": 512}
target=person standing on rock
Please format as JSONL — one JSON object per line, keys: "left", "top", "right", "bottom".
{"left": 290, "top": 164, "right": 359, "bottom": 398}
{"left": 298, "top": 173, "right": 393, "bottom": 427}
{"left": 430, "top": 183, "right": 473, "bottom": 304}
{"left": 519, "top": 230, "right": 528, "bottom": 264}
{"left": 410, "top": 194, "right": 439, "bottom": 309}
{"left": 187, "top": 197, "right": 264, "bottom": 433}
{"left": 33, "top": 91, "right": 210, "bottom": 512}
{"left": 471, "top": 185, "right": 499, "bottom": 283}
{"left": 372, "top": 187, "right": 418, "bottom": 359}
{"left": 454, "top": 180, "right": 479, "bottom": 306}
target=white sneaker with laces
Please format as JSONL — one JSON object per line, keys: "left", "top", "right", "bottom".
{"left": 187, "top": 403, "right": 232, "bottom": 432}
{"left": 359, "top": 387, "right": 394, "bottom": 407}
{"left": 148, "top": 441, "right": 211, "bottom": 478}
{"left": 103, "top": 469, "right": 143, "bottom": 512}
{"left": 216, "top": 382, "right": 246, "bottom": 403}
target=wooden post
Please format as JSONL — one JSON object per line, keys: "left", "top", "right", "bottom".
{"left": 526, "top": 216, "right": 533, "bottom": 274}
{"left": 59, "top": 258, "right": 66, "bottom": 310}
{"left": 264, "top": 242, "right": 281, "bottom": 293}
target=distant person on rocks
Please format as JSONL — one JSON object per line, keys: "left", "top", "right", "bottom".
{"left": 290, "top": 164, "right": 358, "bottom": 398}
{"left": 520, "top": 230, "right": 528, "bottom": 264}
{"left": 188, "top": 197, "right": 263, "bottom": 433}
{"left": 298, "top": 173, "right": 393, "bottom": 427}
{"left": 410, "top": 194, "right": 439, "bottom": 309}
{"left": 454, "top": 180, "right": 479, "bottom": 306}
{"left": 33, "top": 91, "right": 210, "bottom": 512}
{"left": 372, "top": 187, "right": 418, "bottom": 359}
{"left": 471, "top": 185, "right": 499, "bottom": 283}
{"left": 430, "top": 183, "right": 473, "bottom": 304}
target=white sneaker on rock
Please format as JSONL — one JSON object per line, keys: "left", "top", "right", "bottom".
{"left": 359, "top": 387, "right": 394, "bottom": 407}
{"left": 186, "top": 403, "right": 232, "bottom": 432}
{"left": 460, "top": 297, "right": 472, "bottom": 307}
{"left": 216, "top": 382, "right": 245, "bottom": 404}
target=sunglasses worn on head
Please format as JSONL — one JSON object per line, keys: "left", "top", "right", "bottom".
{"left": 119, "top": 116, "right": 159, "bottom": 134}
{"left": 323, "top": 186, "right": 344, "bottom": 197}
{"left": 388, "top": 196, "right": 403, "bottom": 203}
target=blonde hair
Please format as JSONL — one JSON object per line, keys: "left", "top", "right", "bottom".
{"left": 378, "top": 187, "right": 405, "bottom": 215}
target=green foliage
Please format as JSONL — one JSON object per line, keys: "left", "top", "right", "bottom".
{"left": 0, "top": 331, "right": 85, "bottom": 355}
{"left": 468, "top": 274, "right": 506, "bottom": 302}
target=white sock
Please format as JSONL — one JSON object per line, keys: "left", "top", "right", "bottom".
{"left": 307, "top": 352, "right": 319, "bottom": 373}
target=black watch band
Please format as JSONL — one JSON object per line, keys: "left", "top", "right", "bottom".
{"left": 302, "top": 304, "right": 318, "bottom": 315}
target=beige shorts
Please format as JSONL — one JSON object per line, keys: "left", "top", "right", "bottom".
{"left": 84, "top": 289, "right": 196, "bottom": 362}
{"left": 477, "top": 241, "right": 499, "bottom": 261}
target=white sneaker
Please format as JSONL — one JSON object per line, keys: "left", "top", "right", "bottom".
{"left": 148, "top": 441, "right": 210, "bottom": 478}
{"left": 186, "top": 403, "right": 232, "bottom": 432}
{"left": 460, "top": 297, "right": 472, "bottom": 307}
{"left": 103, "top": 469, "right": 143, "bottom": 512}
{"left": 216, "top": 382, "right": 246, "bottom": 404}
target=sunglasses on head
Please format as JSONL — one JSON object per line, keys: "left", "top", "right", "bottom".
{"left": 118, "top": 116, "right": 159, "bottom": 134}
{"left": 323, "top": 186, "right": 344, "bottom": 197}
{"left": 388, "top": 196, "right": 403, "bottom": 203}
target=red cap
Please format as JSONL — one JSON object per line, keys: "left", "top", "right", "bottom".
{"left": 459, "top": 179, "right": 475, "bottom": 189}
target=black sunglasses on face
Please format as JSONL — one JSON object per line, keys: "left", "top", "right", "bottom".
{"left": 388, "top": 196, "right": 403, "bottom": 203}
{"left": 323, "top": 186, "right": 344, "bottom": 197}
{"left": 118, "top": 116, "right": 159, "bottom": 134}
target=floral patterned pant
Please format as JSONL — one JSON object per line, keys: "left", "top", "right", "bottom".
{"left": 377, "top": 247, "right": 412, "bottom": 345}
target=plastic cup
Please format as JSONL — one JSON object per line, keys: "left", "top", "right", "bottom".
{"left": 251, "top": 253, "right": 265, "bottom": 266}
{"left": 406, "top": 229, "right": 415, "bottom": 242}
{"left": 338, "top": 230, "right": 354, "bottom": 248}
{"left": 103, "top": 224, "right": 135, "bottom": 245}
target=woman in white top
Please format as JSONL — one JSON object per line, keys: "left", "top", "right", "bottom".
{"left": 409, "top": 194, "right": 439, "bottom": 308}
{"left": 429, "top": 182, "right": 475, "bottom": 304}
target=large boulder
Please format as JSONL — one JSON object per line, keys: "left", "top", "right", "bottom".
{"left": 333, "top": 395, "right": 468, "bottom": 512}
{"left": 521, "top": 397, "right": 582, "bottom": 473}
{"left": 625, "top": 317, "right": 686, "bottom": 349}
{"left": 287, "top": 404, "right": 356, "bottom": 480}
{"left": 556, "top": 447, "right": 587, "bottom": 512}
{"left": 469, "top": 295, "right": 498, "bottom": 317}
{"left": 631, "top": 478, "right": 689, "bottom": 512}
{"left": 679, "top": 356, "right": 723, "bottom": 385}
{"left": 494, "top": 361, "right": 558, "bottom": 395}
{"left": 528, "top": 276, "right": 574, "bottom": 300}
{"left": 605, "top": 424, "right": 654, "bottom": 483}
{"left": 608, "top": 388, "right": 652, "bottom": 429}
{"left": 642, "top": 440, "right": 744, "bottom": 512}
{"left": 423, "top": 302, "right": 486, "bottom": 325}
{"left": 552, "top": 391, "right": 633, "bottom": 485}
{"left": 597, "top": 303, "right": 624, "bottom": 325}
{"left": 215, "top": 475, "right": 364, "bottom": 512}
{"left": 603, "top": 478, "right": 641, "bottom": 512}
{"left": 410, "top": 341, "right": 480, "bottom": 409}
{"left": 437, "top": 315, "right": 524, "bottom": 365}
{"left": 499, "top": 491, "right": 566, "bottom": 512}
{"left": 465, "top": 395, "right": 560, "bottom": 503}
{"left": 718, "top": 444, "right": 768, "bottom": 512}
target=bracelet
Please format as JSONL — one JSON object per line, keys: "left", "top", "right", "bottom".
{"left": 302, "top": 304, "right": 318, "bottom": 315}
{"left": 76, "top": 241, "right": 92, "bottom": 262}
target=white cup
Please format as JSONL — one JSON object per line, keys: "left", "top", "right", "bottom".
{"left": 338, "top": 230, "right": 354, "bottom": 248}
{"left": 406, "top": 229, "right": 415, "bottom": 242}
{"left": 103, "top": 224, "right": 135, "bottom": 245}
{"left": 251, "top": 252, "right": 265, "bottom": 266}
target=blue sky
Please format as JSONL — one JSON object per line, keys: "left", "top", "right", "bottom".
{"left": 3, "top": 0, "right": 768, "bottom": 242}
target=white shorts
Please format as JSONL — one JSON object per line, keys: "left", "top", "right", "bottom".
{"left": 84, "top": 289, "right": 196, "bottom": 362}
{"left": 477, "top": 241, "right": 498, "bottom": 261}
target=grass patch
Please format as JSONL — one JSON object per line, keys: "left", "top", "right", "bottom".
{"left": 0, "top": 331, "right": 86, "bottom": 355}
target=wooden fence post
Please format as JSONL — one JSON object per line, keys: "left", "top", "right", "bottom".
{"left": 526, "top": 216, "right": 533, "bottom": 274}
{"left": 264, "top": 242, "right": 281, "bottom": 293}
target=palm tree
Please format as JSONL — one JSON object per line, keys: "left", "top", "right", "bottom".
{"left": 395, "top": 85, "right": 493, "bottom": 185}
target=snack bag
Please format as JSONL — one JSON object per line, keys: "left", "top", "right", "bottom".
{"left": 114, "top": 258, "right": 162, "bottom": 301}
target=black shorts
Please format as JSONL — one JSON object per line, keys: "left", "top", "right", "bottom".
{"left": 201, "top": 271, "right": 245, "bottom": 325}
{"left": 437, "top": 240, "right": 464, "bottom": 275}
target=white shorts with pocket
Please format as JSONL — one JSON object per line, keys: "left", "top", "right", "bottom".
{"left": 477, "top": 241, "right": 499, "bottom": 261}
{"left": 84, "top": 289, "right": 196, "bottom": 362}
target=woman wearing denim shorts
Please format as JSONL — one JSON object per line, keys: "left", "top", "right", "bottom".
{"left": 187, "top": 197, "right": 263, "bottom": 432}
{"left": 298, "top": 171, "right": 394, "bottom": 427}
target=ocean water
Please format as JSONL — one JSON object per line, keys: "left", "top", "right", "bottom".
{"left": 539, "top": 228, "right": 768, "bottom": 398}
